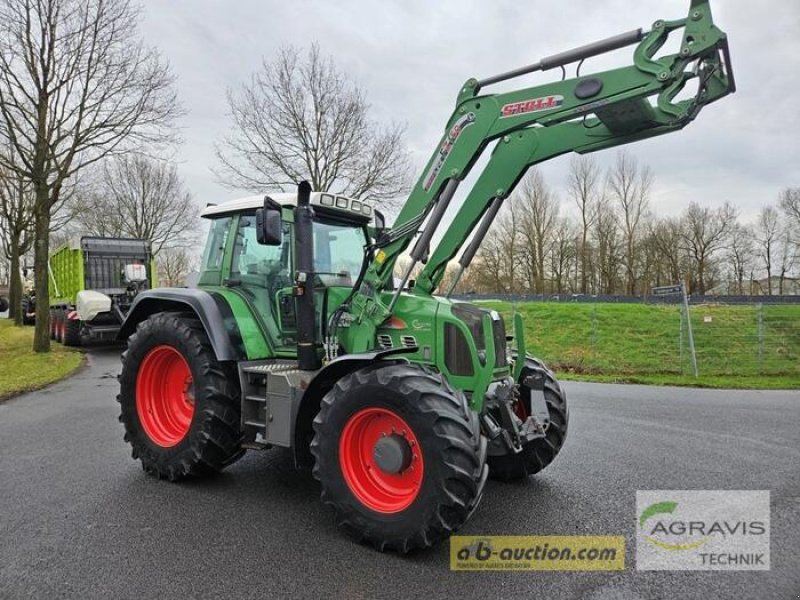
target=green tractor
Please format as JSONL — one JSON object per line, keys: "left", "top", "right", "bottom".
{"left": 117, "top": 0, "right": 734, "bottom": 552}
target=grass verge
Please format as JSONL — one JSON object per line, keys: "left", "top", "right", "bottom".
{"left": 478, "top": 301, "right": 800, "bottom": 390}
{"left": 0, "top": 320, "right": 85, "bottom": 400}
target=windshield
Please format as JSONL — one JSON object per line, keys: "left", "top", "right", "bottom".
{"left": 313, "top": 219, "right": 366, "bottom": 285}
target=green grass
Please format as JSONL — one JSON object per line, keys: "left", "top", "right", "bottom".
{"left": 478, "top": 301, "right": 800, "bottom": 389}
{"left": 0, "top": 320, "right": 84, "bottom": 400}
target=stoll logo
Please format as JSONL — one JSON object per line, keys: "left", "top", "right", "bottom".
{"left": 636, "top": 491, "right": 770, "bottom": 571}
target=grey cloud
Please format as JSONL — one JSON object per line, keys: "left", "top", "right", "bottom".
{"left": 139, "top": 0, "right": 800, "bottom": 222}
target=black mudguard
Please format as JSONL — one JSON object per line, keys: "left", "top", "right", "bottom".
{"left": 293, "top": 346, "right": 417, "bottom": 467}
{"left": 117, "top": 288, "right": 246, "bottom": 361}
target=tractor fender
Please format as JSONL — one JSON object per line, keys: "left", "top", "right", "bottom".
{"left": 117, "top": 288, "right": 246, "bottom": 361}
{"left": 293, "top": 346, "right": 417, "bottom": 467}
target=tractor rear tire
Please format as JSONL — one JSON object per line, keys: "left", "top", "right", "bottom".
{"left": 63, "top": 317, "right": 81, "bottom": 347}
{"left": 117, "top": 312, "right": 244, "bottom": 481}
{"left": 311, "top": 362, "right": 488, "bottom": 553}
{"left": 487, "top": 356, "right": 569, "bottom": 482}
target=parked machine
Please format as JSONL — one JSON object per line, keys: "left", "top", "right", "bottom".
{"left": 117, "top": 0, "right": 734, "bottom": 551}
{"left": 49, "top": 237, "right": 155, "bottom": 346}
{"left": 19, "top": 267, "right": 36, "bottom": 325}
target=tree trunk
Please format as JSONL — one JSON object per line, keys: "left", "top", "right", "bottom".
{"left": 580, "top": 230, "right": 588, "bottom": 294}
{"left": 32, "top": 203, "right": 51, "bottom": 352}
{"left": 9, "top": 240, "right": 22, "bottom": 325}
{"left": 697, "top": 258, "right": 706, "bottom": 295}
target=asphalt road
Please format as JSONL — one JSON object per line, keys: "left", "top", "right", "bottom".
{"left": 1, "top": 347, "right": 798, "bottom": 600}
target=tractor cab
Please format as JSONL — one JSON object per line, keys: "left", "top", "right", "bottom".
{"left": 199, "top": 192, "right": 371, "bottom": 352}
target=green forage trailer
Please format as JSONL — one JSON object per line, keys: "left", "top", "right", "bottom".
{"left": 49, "top": 237, "right": 155, "bottom": 346}
{"left": 116, "top": 0, "right": 734, "bottom": 552}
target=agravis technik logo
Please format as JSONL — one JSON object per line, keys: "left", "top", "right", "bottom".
{"left": 636, "top": 491, "right": 770, "bottom": 571}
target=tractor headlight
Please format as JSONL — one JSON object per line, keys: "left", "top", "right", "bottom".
{"left": 453, "top": 304, "right": 506, "bottom": 367}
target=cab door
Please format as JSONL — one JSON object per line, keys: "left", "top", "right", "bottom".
{"left": 229, "top": 212, "right": 296, "bottom": 351}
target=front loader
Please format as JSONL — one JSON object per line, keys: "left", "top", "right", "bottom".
{"left": 117, "top": 1, "right": 734, "bottom": 552}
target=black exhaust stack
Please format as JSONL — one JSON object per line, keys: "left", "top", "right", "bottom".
{"left": 294, "top": 181, "right": 321, "bottom": 371}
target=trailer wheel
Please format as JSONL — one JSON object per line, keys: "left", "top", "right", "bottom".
{"left": 487, "top": 356, "right": 569, "bottom": 482}
{"left": 63, "top": 317, "right": 81, "bottom": 347}
{"left": 49, "top": 310, "right": 57, "bottom": 340}
{"left": 53, "top": 310, "right": 65, "bottom": 343}
{"left": 311, "top": 362, "right": 488, "bottom": 553}
{"left": 117, "top": 312, "right": 244, "bottom": 481}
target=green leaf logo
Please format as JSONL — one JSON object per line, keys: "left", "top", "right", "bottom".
{"left": 639, "top": 501, "right": 678, "bottom": 526}
{"left": 639, "top": 500, "right": 708, "bottom": 552}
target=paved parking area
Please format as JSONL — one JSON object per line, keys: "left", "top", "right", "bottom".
{"left": 1, "top": 347, "right": 797, "bottom": 599}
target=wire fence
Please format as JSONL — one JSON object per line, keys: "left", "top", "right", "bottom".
{"left": 680, "top": 303, "right": 799, "bottom": 377}
{"left": 454, "top": 293, "right": 800, "bottom": 305}
{"left": 476, "top": 299, "right": 800, "bottom": 379}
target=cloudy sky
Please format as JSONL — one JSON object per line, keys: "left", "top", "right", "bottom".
{"left": 138, "top": 0, "right": 799, "bottom": 224}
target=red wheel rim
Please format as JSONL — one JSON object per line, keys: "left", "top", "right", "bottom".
{"left": 135, "top": 345, "right": 195, "bottom": 447}
{"left": 339, "top": 407, "right": 424, "bottom": 513}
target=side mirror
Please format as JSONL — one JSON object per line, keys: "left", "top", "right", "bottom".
{"left": 374, "top": 209, "right": 386, "bottom": 233}
{"left": 371, "top": 209, "right": 387, "bottom": 243}
{"left": 256, "top": 196, "right": 282, "bottom": 245}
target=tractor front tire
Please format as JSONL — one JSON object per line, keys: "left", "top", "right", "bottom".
{"left": 311, "top": 362, "right": 488, "bottom": 553}
{"left": 63, "top": 317, "right": 81, "bottom": 347}
{"left": 117, "top": 312, "right": 244, "bottom": 481}
{"left": 487, "top": 357, "right": 569, "bottom": 482}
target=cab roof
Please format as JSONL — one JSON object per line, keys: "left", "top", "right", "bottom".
{"left": 201, "top": 191, "right": 373, "bottom": 221}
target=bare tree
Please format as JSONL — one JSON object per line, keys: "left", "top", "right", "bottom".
{"left": 74, "top": 156, "right": 197, "bottom": 254}
{"left": 649, "top": 217, "right": 687, "bottom": 287}
{"left": 593, "top": 197, "right": 621, "bottom": 294}
{"left": 549, "top": 217, "right": 577, "bottom": 295}
{"left": 1, "top": 151, "right": 77, "bottom": 325}
{"left": 726, "top": 222, "right": 754, "bottom": 294}
{"left": 755, "top": 205, "right": 781, "bottom": 295}
{"left": 0, "top": 0, "right": 181, "bottom": 351}
{"left": 607, "top": 150, "right": 653, "bottom": 295}
{"left": 215, "top": 44, "right": 410, "bottom": 204}
{"left": 0, "top": 162, "right": 34, "bottom": 324}
{"left": 517, "top": 169, "right": 558, "bottom": 293}
{"left": 776, "top": 228, "right": 796, "bottom": 295}
{"left": 467, "top": 198, "right": 523, "bottom": 294}
{"left": 158, "top": 246, "right": 195, "bottom": 287}
{"left": 680, "top": 202, "right": 737, "bottom": 294}
{"left": 779, "top": 187, "right": 800, "bottom": 244}
{"left": 566, "top": 155, "right": 601, "bottom": 293}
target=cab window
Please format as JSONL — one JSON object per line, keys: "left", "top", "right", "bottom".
{"left": 231, "top": 213, "right": 292, "bottom": 287}
{"left": 201, "top": 217, "right": 231, "bottom": 271}
{"left": 313, "top": 219, "right": 366, "bottom": 285}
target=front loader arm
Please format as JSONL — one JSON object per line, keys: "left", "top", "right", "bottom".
{"left": 417, "top": 56, "right": 731, "bottom": 295}
{"left": 342, "top": 0, "right": 733, "bottom": 351}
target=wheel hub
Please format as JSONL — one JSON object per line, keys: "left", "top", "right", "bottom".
{"left": 339, "top": 407, "right": 424, "bottom": 513}
{"left": 135, "top": 345, "right": 195, "bottom": 448}
{"left": 373, "top": 434, "right": 412, "bottom": 474}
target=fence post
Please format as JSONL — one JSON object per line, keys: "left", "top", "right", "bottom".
{"left": 591, "top": 302, "right": 597, "bottom": 365}
{"left": 757, "top": 302, "right": 764, "bottom": 374}
{"left": 679, "top": 303, "right": 684, "bottom": 374}
{"left": 682, "top": 286, "right": 699, "bottom": 377}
